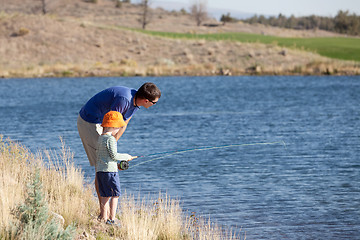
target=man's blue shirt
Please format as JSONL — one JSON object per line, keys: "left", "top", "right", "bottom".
{"left": 79, "top": 86, "right": 139, "bottom": 124}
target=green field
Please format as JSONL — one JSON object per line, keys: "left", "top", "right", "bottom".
{"left": 135, "top": 29, "right": 360, "bottom": 62}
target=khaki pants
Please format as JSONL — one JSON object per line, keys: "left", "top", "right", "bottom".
{"left": 77, "top": 115, "right": 103, "bottom": 166}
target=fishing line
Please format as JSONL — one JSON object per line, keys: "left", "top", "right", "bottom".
{"left": 129, "top": 141, "right": 286, "bottom": 169}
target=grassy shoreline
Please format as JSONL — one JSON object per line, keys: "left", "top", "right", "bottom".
{"left": 1, "top": 60, "right": 359, "bottom": 79}
{"left": 0, "top": 137, "right": 241, "bottom": 239}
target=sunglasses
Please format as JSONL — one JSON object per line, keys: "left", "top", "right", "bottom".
{"left": 148, "top": 99, "right": 157, "bottom": 104}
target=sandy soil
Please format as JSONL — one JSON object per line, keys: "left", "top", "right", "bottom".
{"left": 0, "top": 0, "right": 358, "bottom": 78}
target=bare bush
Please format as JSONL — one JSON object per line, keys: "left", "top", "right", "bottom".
{"left": 190, "top": 0, "right": 208, "bottom": 26}
{"left": 139, "top": 0, "right": 152, "bottom": 29}
{"left": 39, "top": 0, "right": 62, "bottom": 14}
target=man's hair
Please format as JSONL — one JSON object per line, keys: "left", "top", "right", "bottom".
{"left": 136, "top": 82, "right": 161, "bottom": 101}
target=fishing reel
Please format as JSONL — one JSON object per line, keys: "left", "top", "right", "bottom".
{"left": 118, "top": 161, "right": 129, "bottom": 170}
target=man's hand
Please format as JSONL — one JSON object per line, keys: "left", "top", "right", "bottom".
{"left": 114, "top": 117, "right": 132, "bottom": 141}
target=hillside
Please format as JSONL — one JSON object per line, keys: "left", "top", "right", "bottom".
{"left": 0, "top": 0, "right": 359, "bottom": 78}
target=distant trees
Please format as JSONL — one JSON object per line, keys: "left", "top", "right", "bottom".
{"left": 190, "top": 0, "right": 208, "bottom": 26}
{"left": 220, "top": 13, "right": 238, "bottom": 25}
{"left": 180, "top": 8, "right": 187, "bottom": 15}
{"left": 243, "top": 10, "right": 360, "bottom": 36}
{"left": 334, "top": 10, "right": 360, "bottom": 35}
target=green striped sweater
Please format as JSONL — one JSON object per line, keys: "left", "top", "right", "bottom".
{"left": 96, "top": 133, "right": 131, "bottom": 172}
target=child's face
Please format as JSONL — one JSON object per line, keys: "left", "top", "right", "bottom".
{"left": 112, "top": 128, "right": 120, "bottom": 136}
{"left": 103, "top": 127, "right": 120, "bottom": 136}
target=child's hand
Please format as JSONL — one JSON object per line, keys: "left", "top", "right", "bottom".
{"left": 129, "top": 156, "right": 138, "bottom": 161}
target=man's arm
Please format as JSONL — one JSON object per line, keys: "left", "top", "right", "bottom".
{"left": 114, "top": 117, "right": 132, "bottom": 141}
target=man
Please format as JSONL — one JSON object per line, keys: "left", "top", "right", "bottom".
{"left": 77, "top": 82, "right": 161, "bottom": 199}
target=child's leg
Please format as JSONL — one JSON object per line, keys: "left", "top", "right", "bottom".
{"left": 99, "top": 196, "right": 111, "bottom": 221}
{"left": 109, "top": 196, "right": 119, "bottom": 220}
{"left": 95, "top": 176, "right": 101, "bottom": 205}
{"left": 96, "top": 178, "right": 110, "bottom": 217}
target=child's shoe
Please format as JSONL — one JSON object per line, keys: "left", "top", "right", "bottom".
{"left": 106, "top": 219, "right": 121, "bottom": 227}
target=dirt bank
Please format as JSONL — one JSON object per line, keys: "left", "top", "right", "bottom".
{"left": 0, "top": 0, "right": 359, "bottom": 78}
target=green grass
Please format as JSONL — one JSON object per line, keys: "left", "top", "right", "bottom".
{"left": 132, "top": 29, "right": 360, "bottom": 62}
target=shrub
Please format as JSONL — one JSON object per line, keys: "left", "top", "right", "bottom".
{"left": 84, "top": 0, "right": 98, "bottom": 4}
{"left": 12, "top": 169, "right": 76, "bottom": 240}
{"left": 18, "top": 28, "right": 30, "bottom": 36}
{"left": 11, "top": 27, "right": 30, "bottom": 37}
{"left": 115, "top": 0, "right": 122, "bottom": 8}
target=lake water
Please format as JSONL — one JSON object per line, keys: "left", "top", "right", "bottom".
{"left": 0, "top": 76, "right": 359, "bottom": 239}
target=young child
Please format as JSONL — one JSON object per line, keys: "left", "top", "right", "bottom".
{"left": 96, "top": 111, "right": 136, "bottom": 225}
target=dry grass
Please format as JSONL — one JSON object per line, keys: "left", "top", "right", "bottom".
{"left": 116, "top": 194, "right": 184, "bottom": 239}
{"left": 0, "top": 136, "right": 241, "bottom": 239}
{"left": 114, "top": 193, "right": 240, "bottom": 240}
{"left": 0, "top": 136, "right": 97, "bottom": 237}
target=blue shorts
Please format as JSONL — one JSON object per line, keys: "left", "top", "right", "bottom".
{"left": 96, "top": 172, "right": 121, "bottom": 197}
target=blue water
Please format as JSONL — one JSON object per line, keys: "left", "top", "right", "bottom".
{"left": 0, "top": 76, "right": 359, "bottom": 239}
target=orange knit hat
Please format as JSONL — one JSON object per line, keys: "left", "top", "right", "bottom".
{"left": 101, "top": 111, "right": 126, "bottom": 128}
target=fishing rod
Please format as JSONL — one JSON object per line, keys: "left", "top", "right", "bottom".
{"left": 128, "top": 141, "right": 286, "bottom": 169}
{"left": 137, "top": 141, "right": 286, "bottom": 158}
